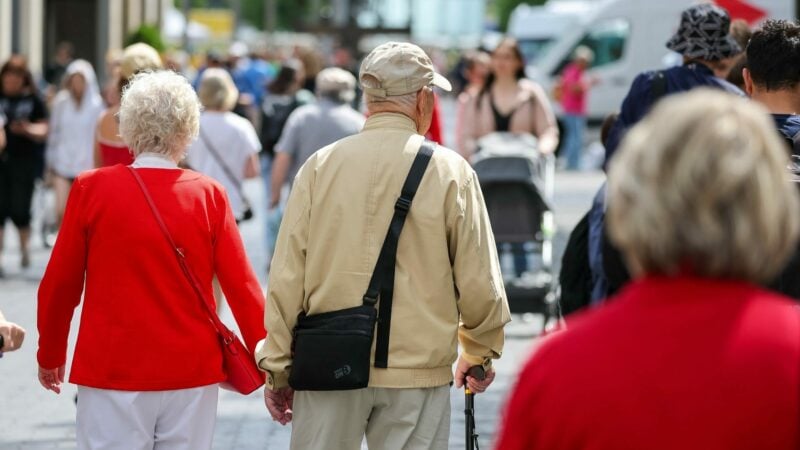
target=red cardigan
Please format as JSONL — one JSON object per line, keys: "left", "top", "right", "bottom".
{"left": 37, "top": 166, "right": 266, "bottom": 391}
{"left": 496, "top": 276, "right": 800, "bottom": 450}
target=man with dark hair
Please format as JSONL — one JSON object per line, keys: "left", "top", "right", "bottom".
{"left": 743, "top": 19, "right": 800, "bottom": 145}
{"left": 743, "top": 19, "right": 800, "bottom": 299}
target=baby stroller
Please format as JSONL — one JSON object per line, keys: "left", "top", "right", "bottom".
{"left": 472, "top": 132, "right": 557, "bottom": 323}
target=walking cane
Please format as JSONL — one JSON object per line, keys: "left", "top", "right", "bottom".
{"left": 465, "top": 365, "right": 486, "bottom": 450}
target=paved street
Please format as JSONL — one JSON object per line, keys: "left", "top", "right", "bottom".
{"left": 0, "top": 94, "right": 605, "bottom": 449}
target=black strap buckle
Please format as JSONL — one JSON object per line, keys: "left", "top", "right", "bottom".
{"left": 363, "top": 294, "right": 378, "bottom": 305}
{"left": 395, "top": 197, "right": 411, "bottom": 212}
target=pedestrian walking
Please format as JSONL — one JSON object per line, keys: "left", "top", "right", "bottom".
{"left": 94, "top": 43, "right": 162, "bottom": 168}
{"left": 269, "top": 67, "right": 364, "bottom": 209}
{"left": 0, "top": 55, "right": 48, "bottom": 275}
{"left": 187, "top": 67, "right": 261, "bottom": 223}
{"left": 603, "top": 3, "right": 743, "bottom": 163}
{"left": 457, "top": 37, "right": 559, "bottom": 159}
{"left": 723, "top": 19, "right": 752, "bottom": 89}
{"left": 496, "top": 90, "right": 800, "bottom": 450}
{"left": 592, "top": 3, "right": 744, "bottom": 301}
{"left": 455, "top": 51, "right": 490, "bottom": 152}
{"left": 557, "top": 46, "right": 595, "bottom": 170}
{"left": 37, "top": 71, "right": 266, "bottom": 450}
{"left": 743, "top": 19, "right": 800, "bottom": 299}
{"left": 259, "top": 59, "right": 314, "bottom": 269}
{"left": 256, "top": 41, "right": 510, "bottom": 450}
{"left": 46, "top": 59, "right": 103, "bottom": 238}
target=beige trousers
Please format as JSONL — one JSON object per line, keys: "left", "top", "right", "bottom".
{"left": 290, "top": 385, "right": 451, "bottom": 450}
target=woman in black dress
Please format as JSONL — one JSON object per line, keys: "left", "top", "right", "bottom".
{"left": 0, "top": 55, "right": 48, "bottom": 275}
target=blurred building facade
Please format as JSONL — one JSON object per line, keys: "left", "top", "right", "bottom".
{"left": 0, "top": 0, "right": 168, "bottom": 81}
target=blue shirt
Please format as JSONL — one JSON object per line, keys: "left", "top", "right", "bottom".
{"left": 232, "top": 58, "right": 275, "bottom": 106}
{"left": 604, "top": 63, "right": 744, "bottom": 165}
{"left": 773, "top": 114, "right": 800, "bottom": 148}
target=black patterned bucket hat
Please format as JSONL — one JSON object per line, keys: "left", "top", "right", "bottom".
{"left": 666, "top": 4, "right": 742, "bottom": 61}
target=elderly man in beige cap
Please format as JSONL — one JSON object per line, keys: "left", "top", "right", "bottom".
{"left": 256, "top": 42, "right": 510, "bottom": 449}
{"left": 268, "top": 67, "right": 365, "bottom": 210}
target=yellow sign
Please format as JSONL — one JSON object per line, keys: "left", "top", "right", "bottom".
{"left": 189, "top": 9, "right": 234, "bottom": 39}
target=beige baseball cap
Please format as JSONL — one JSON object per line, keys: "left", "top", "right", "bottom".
{"left": 120, "top": 43, "right": 163, "bottom": 80}
{"left": 359, "top": 42, "right": 452, "bottom": 98}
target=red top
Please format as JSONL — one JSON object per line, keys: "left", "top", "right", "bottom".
{"left": 424, "top": 92, "right": 444, "bottom": 145}
{"left": 560, "top": 62, "right": 589, "bottom": 115}
{"left": 37, "top": 166, "right": 266, "bottom": 391}
{"left": 97, "top": 139, "right": 134, "bottom": 167}
{"left": 496, "top": 276, "right": 800, "bottom": 450}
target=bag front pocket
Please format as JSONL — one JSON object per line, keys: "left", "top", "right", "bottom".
{"left": 290, "top": 328, "right": 373, "bottom": 391}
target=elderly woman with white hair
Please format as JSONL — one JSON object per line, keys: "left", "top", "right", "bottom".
{"left": 496, "top": 90, "right": 800, "bottom": 449}
{"left": 36, "top": 71, "right": 266, "bottom": 450}
{"left": 187, "top": 67, "right": 261, "bottom": 223}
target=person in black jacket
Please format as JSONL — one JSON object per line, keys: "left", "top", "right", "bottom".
{"left": 743, "top": 19, "right": 800, "bottom": 299}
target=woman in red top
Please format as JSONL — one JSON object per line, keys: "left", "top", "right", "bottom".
{"left": 37, "top": 70, "right": 265, "bottom": 449}
{"left": 93, "top": 43, "right": 163, "bottom": 168}
{"left": 496, "top": 91, "right": 800, "bottom": 450}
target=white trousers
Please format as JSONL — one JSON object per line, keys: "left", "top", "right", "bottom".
{"left": 76, "top": 384, "right": 219, "bottom": 450}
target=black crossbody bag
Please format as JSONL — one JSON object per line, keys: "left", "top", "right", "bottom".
{"left": 288, "top": 140, "right": 435, "bottom": 391}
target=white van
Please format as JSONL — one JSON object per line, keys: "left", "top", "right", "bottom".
{"left": 508, "top": 1, "right": 590, "bottom": 66}
{"left": 517, "top": 0, "right": 795, "bottom": 123}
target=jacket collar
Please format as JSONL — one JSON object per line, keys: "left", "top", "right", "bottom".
{"left": 684, "top": 62, "right": 715, "bottom": 77}
{"left": 363, "top": 112, "right": 418, "bottom": 133}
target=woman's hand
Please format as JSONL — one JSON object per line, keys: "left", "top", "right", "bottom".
{"left": 38, "top": 365, "right": 65, "bottom": 394}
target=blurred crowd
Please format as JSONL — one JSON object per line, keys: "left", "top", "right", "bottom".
{"left": 0, "top": 33, "right": 572, "bottom": 277}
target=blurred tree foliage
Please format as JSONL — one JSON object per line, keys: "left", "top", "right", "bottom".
{"left": 124, "top": 24, "right": 166, "bottom": 51}
{"left": 495, "top": 0, "right": 547, "bottom": 31}
{"left": 175, "top": 0, "right": 310, "bottom": 30}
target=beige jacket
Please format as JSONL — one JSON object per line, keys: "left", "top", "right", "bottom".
{"left": 256, "top": 113, "right": 510, "bottom": 390}
{"left": 458, "top": 79, "right": 559, "bottom": 158}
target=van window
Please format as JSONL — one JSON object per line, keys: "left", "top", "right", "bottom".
{"left": 552, "top": 18, "right": 630, "bottom": 76}
{"left": 518, "top": 38, "right": 556, "bottom": 64}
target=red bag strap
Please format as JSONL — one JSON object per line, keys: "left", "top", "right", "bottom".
{"left": 126, "top": 166, "right": 235, "bottom": 343}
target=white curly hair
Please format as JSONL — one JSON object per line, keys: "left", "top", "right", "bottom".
{"left": 118, "top": 70, "right": 200, "bottom": 158}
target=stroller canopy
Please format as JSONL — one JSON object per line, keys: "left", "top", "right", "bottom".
{"left": 472, "top": 132, "right": 548, "bottom": 204}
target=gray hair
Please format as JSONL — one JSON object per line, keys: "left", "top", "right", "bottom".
{"left": 118, "top": 71, "right": 200, "bottom": 158}
{"left": 607, "top": 89, "right": 800, "bottom": 283}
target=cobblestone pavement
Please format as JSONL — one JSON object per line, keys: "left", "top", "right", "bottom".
{"left": 0, "top": 98, "right": 605, "bottom": 448}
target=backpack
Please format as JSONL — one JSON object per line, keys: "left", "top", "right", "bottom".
{"left": 558, "top": 210, "right": 593, "bottom": 316}
{"left": 260, "top": 94, "right": 299, "bottom": 157}
{"left": 584, "top": 71, "right": 668, "bottom": 302}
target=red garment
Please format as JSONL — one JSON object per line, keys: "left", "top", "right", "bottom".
{"left": 560, "top": 62, "right": 589, "bottom": 115}
{"left": 97, "top": 139, "right": 134, "bottom": 167}
{"left": 37, "top": 166, "right": 266, "bottom": 391}
{"left": 425, "top": 93, "right": 444, "bottom": 145}
{"left": 496, "top": 276, "right": 800, "bottom": 450}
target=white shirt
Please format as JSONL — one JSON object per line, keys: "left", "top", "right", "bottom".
{"left": 186, "top": 111, "right": 261, "bottom": 219}
{"left": 46, "top": 60, "right": 104, "bottom": 178}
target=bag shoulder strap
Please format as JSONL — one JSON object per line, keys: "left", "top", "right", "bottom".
{"left": 363, "top": 139, "right": 435, "bottom": 369}
{"left": 198, "top": 129, "right": 248, "bottom": 201}
{"left": 126, "top": 166, "right": 235, "bottom": 342}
